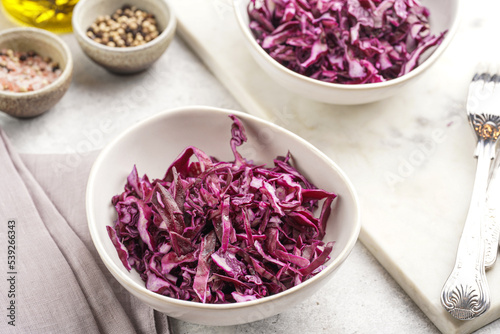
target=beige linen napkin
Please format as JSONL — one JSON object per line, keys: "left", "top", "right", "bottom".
{"left": 0, "top": 129, "right": 170, "bottom": 333}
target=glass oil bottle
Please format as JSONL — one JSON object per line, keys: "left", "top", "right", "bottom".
{"left": 2, "top": 0, "right": 79, "bottom": 33}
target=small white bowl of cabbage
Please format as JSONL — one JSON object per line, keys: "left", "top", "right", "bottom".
{"left": 233, "top": 0, "right": 461, "bottom": 105}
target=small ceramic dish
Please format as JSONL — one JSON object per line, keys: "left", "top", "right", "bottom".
{"left": 233, "top": 0, "right": 461, "bottom": 105}
{"left": 72, "top": 0, "right": 176, "bottom": 74}
{"left": 86, "top": 106, "right": 361, "bottom": 326}
{"left": 0, "top": 27, "right": 73, "bottom": 118}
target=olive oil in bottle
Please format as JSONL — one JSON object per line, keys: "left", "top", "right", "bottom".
{"left": 1, "top": 0, "right": 79, "bottom": 33}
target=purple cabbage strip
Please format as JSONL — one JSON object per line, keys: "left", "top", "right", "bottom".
{"left": 108, "top": 115, "right": 338, "bottom": 303}
{"left": 106, "top": 225, "right": 131, "bottom": 271}
{"left": 248, "top": 0, "right": 447, "bottom": 84}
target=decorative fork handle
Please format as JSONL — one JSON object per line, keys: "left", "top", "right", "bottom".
{"left": 441, "top": 139, "right": 493, "bottom": 320}
{"left": 484, "top": 155, "right": 500, "bottom": 268}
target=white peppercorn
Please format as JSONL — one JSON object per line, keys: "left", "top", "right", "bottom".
{"left": 86, "top": 4, "right": 161, "bottom": 48}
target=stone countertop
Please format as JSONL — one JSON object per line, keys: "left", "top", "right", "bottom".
{"left": 1, "top": 1, "right": 499, "bottom": 333}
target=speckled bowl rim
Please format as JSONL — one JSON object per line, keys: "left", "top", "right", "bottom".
{"left": 233, "top": 0, "right": 463, "bottom": 92}
{"left": 72, "top": 0, "right": 177, "bottom": 54}
{"left": 86, "top": 105, "right": 361, "bottom": 312}
{"left": 0, "top": 27, "right": 73, "bottom": 97}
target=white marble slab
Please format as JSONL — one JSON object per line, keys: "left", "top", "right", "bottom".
{"left": 169, "top": 0, "right": 500, "bottom": 333}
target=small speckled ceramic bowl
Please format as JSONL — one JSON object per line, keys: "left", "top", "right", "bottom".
{"left": 0, "top": 27, "right": 73, "bottom": 118}
{"left": 72, "top": 0, "right": 176, "bottom": 74}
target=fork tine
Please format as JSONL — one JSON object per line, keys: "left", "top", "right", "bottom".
{"left": 472, "top": 70, "right": 482, "bottom": 81}
{"left": 482, "top": 76, "right": 495, "bottom": 93}
{"left": 467, "top": 83, "right": 481, "bottom": 113}
{"left": 467, "top": 67, "right": 500, "bottom": 115}
{"left": 492, "top": 73, "right": 500, "bottom": 84}
{"left": 474, "top": 62, "right": 499, "bottom": 77}
{"left": 480, "top": 73, "right": 491, "bottom": 82}
{"left": 467, "top": 78, "right": 487, "bottom": 113}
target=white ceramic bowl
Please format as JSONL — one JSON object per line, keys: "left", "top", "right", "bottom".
{"left": 0, "top": 27, "right": 73, "bottom": 118}
{"left": 86, "top": 106, "right": 360, "bottom": 326}
{"left": 233, "top": 0, "right": 461, "bottom": 105}
{"left": 72, "top": 0, "right": 176, "bottom": 74}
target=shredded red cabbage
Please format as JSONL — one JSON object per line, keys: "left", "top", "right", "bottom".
{"left": 248, "top": 0, "right": 447, "bottom": 84}
{"left": 107, "top": 115, "right": 337, "bottom": 303}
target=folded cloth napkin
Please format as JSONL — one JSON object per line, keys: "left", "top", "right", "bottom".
{"left": 0, "top": 130, "right": 170, "bottom": 333}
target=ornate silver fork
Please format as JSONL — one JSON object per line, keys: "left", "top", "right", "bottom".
{"left": 441, "top": 69, "right": 500, "bottom": 320}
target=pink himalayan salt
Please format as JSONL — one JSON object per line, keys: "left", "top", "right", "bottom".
{"left": 0, "top": 49, "right": 62, "bottom": 93}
